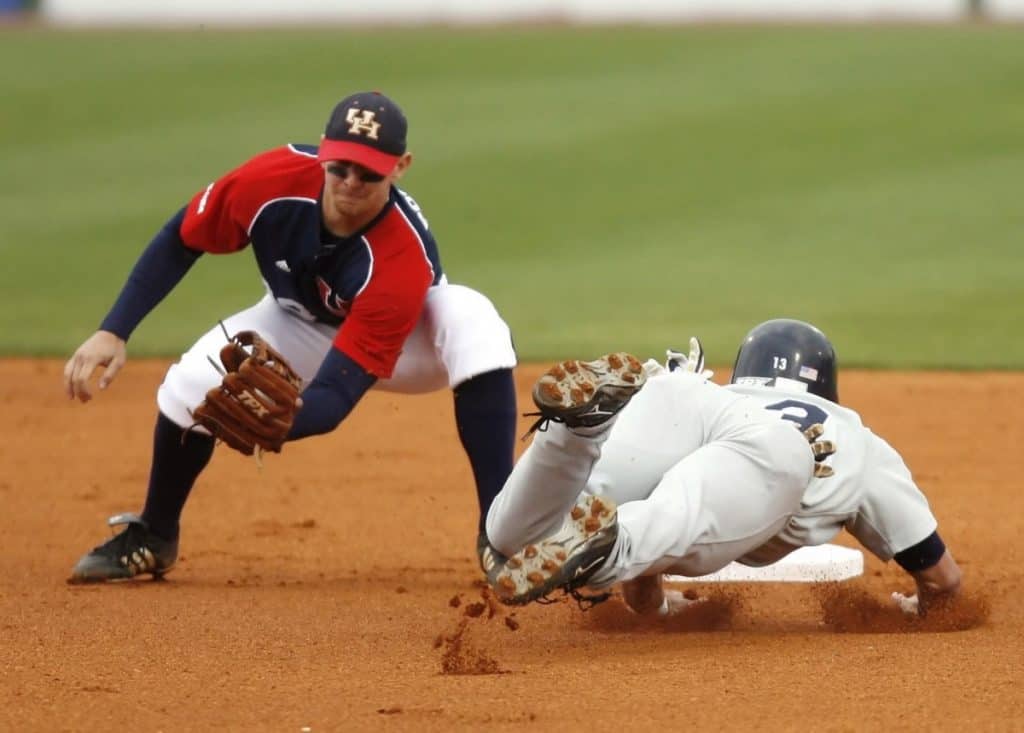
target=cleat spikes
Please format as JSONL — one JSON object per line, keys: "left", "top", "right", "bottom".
{"left": 483, "top": 495, "right": 619, "bottom": 607}
{"left": 528, "top": 352, "right": 648, "bottom": 431}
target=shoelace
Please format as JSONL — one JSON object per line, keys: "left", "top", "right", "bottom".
{"left": 531, "top": 586, "right": 613, "bottom": 611}
{"left": 92, "top": 522, "right": 143, "bottom": 555}
{"left": 567, "top": 587, "right": 613, "bottom": 610}
{"left": 520, "top": 411, "right": 560, "bottom": 440}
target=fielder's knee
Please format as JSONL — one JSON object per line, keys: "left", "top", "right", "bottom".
{"left": 156, "top": 353, "right": 221, "bottom": 430}
{"left": 431, "top": 285, "right": 517, "bottom": 387}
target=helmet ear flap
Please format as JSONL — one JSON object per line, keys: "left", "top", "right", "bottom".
{"left": 730, "top": 319, "right": 838, "bottom": 403}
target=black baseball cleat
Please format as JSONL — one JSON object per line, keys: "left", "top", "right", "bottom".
{"left": 68, "top": 513, "right": 178, "bottom": 584}
{"left": 529, "top": 352, "right": 647, "bottom": 432}
{"left": 488, "top": 494, "right": 619, "bottom": 606}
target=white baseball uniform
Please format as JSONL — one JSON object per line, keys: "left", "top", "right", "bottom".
{"left": 485, "top": 363, "right": 937, "bottom": 587}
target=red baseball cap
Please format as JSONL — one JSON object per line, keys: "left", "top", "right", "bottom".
{"left": 317, "top": 91, "right": 407, "bottom": 176}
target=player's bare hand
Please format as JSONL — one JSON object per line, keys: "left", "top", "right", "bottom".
{"left": 658, "top": 588, "right": 707, "bottom": 617}
{"left": 802, "top": 423, "right": 836, "bottom": 477}
{"left": 622, "top": 575, "right": 706, "bottom": 617}
{"left": 891, "top": 591, "right": 920, "bottom": 617}
{"left": 63, "top": 330, "right": 127, "bottom": 403}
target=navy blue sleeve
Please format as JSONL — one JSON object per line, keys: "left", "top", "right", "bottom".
{"left": 99, "top": 207, "right": 202, "bottom": 340}
{"left": 287, "top": 346, "right": 378, "bottom": 440}
{"left": 894, "top": 530, "right": 947, "bottom": 572}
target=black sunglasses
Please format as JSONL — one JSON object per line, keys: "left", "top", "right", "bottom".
{"left": 326, "top": 162, "right": 386, "bottom": 183}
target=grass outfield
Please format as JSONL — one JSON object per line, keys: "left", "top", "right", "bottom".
{"left": 1, "top": 25, "right": 1021, "bottom": 366}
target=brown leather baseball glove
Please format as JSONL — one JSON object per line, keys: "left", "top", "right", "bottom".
{"left": 189, "top": 330, "right": 303, "bottom": 456}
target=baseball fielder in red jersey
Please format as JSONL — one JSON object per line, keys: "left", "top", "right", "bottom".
{"left": 64, "top": 91, "right": 518, "bottom": 583}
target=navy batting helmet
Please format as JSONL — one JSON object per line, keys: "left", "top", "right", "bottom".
{"left": 730, "top": 319, "right": 839, "bottom": 403}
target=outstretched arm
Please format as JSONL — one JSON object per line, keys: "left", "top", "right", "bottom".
{"left": 911, "top": 550, "right": 962, "bottom": 612}
{"left": 891, "top": 531, "right": 962, "bottom": 616}
{"left": 63, "top": 208, "right": 201, "bottom": 402}
{"left": 621, "top": 574, "right": 666, "bottom": 615}
{"left": 287, "top": 346, "right": 377, "bottom": 440}
{"left": 621, "top": 574, "right": 704, "bottom": 617}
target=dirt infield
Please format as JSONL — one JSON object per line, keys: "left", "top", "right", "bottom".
{"left": 2, "top": 359, "right": 1021, "bottom": 731}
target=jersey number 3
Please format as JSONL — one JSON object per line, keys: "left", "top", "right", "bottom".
{"left": 765, "top": 399, "right": 829, "bottom": 432}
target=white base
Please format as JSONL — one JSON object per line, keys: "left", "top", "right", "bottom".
{"left": 664, "top": 544, "right": 864, "bottom": 584}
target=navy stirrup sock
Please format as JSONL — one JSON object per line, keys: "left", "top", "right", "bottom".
{"left": 453, "top": 368, "right": 517, "bottom": 532}
{"left": 141, "top": 412, "right": 215, "bottom": 541}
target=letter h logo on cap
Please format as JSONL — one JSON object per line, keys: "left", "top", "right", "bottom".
{"left": 345, "top": 108, "right": 381, "bottom": 140}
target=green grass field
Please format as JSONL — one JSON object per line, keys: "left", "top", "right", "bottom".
{"left": 1, "top": 25, "right": 1021, "bottom": 366}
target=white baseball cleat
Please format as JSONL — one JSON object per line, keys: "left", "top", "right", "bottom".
{"left": 529, "top": 352, "right": 646, "bottom": 432}
{"left": 487, "top": 494, "right": 619, "bottom": 606}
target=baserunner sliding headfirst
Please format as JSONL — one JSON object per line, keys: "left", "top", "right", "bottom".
{"left": 481, "top": 320, "right": 961, "bottom": 618}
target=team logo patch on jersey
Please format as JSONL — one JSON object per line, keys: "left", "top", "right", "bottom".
{"left": 316, "top": 276, "right": 351, "bottom": 319}
{"left": 345, "top": 109, "right": 381, "bottom": 140}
